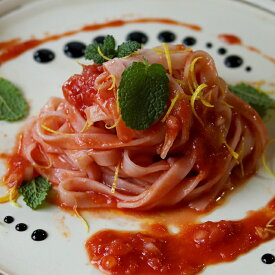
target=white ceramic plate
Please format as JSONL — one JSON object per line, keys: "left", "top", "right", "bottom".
{"left": 0, "top": 0, "right": 275, "bottom": 274}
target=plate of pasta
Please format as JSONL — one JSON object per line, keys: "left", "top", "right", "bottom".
{"left": 0, "top": 0, "right": 275, "bottom": 274}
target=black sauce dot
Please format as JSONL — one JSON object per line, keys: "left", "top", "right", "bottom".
{"left": 224, "top": 55, "right": 243, "bottom": 68}
{"left": 245, "top": 66, "right": 252, "bottom": 72}
{"left": 4, "top": 216, "right": 14, "bottom": 224}
{"left": 206, "top": 42, "right": 213, "bottom": 48}
{"left": 261, "top": 253, "right": 275, "bottom": 264}
{"left": 31, "top": 229, "right": 48, "bottom": 241}
{"left": 126, "top": 31, "right": 148, "bottom": 44}
{"left": 217, "top": 48, "right": 227, "bottom": 55}
{"left": 93, "top": 36, "right": 105, "bottom": 44}
{"left": 64, "top": 41, "right": 86, "bottom": 58}
{"left": 182, "top": 36, "right": 197, "bottom": 46}
{"left": 158, "top": 31, "right": 176, "bottom": 43}
{"left": 33, "top": 49, "right": 55, "bottom": 63}
{"left": 15, "top": 223, "right": 28, "bottom": 232}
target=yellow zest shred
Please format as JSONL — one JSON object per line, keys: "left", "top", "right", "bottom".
{"left": 161, "top": 93, "right": 181, "bottom": 123}
{"left": 200, "top": 98, "right": 214, "bottom": 108}
{"left": 152, "top": 48, "right": 192, "bottom": 55}
{"left": 0, "top": 187, "right": 20, "bottom": 206}
{"left": 255, "top": 226, "right": 268, "bottom": 239}
{"left": 254, "top": 80, "right": 275, "bottom": 94}
{"left": 121, "top": 52, "right": 140, "bottom": 59}
{"left": 162, "top": 43, "right": 172, "bottom": 75}
{"left": 0, "top": 192, "right": 9, "bottom": 203}
{"left": 265, "top": 228, "right": 275, "bottom": 234}
{"left": 9, "top": 187, "right": 20, "bottom": 207}
{"left": 116, "top": 89, "right": 120, "bottom": 113}
{"left": 188, "top": 80, "right": 194, "bottom": 94}
{"left": 223, "top": 101, "right": 234, "bottom": 109}
{"left": 105, "top": 116, "right": 121, "bottom": 129}
{"left": 80, "top": 121, "right": 94, "bottom": 133}
{"left": 190, "top": 57, "right": 203, "bottom": 90}
{"left": 108, "top": 74, "right": 116, "bottom": 90}
{"left": 266, "top": 217, "right": 275, "bottom": 228}
{"left": 239, "top": 140, "right": 245, "bottom": 177}
{"left": 97, "top": 46, "right": 111, "bottom": 61}
{"left": 222, "top": 138, "right": 239, "bottom": 160}
{"left": 73, "top": 205, "right": 89, "bottom": 233}
{"left": 261, "top": 138, "right": 275, "bottom": 178}
{"left": 41, "top": 125, "right": 74, "bottom": 136}
{"left": 257, "top": 89, "right": 275, "bottom": 94}
{"left": 255, "top": 218, "right": 275, "bottom": 239}
{"left": 111, "top": 161, "right": 121, "bottom": 194}
{"left": 175, "top": 79, "right": 184, "bottom": 85}
{"left": 190, "top": 83, "right": 208, "bottom": 125}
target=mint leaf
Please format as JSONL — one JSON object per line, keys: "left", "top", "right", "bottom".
{"left": 0, "top": 77, "right": 28, "bottom": 121}
{"left": 84, "top": 35, "right": 117, "bottom": 64}
{"left": 84, "top": 35, "right": 141, "bottom": 64}
{"left": 19, "top": 176, "right": 52, "bottom": 209}
{"left": 228, "top": 83, "right": 275, "bottom": 117}
{"left": 118, "top": 61, "right": 169, "bottom": 130}
{"left": 117, "top": 41, "right": 141, "bottom": 58}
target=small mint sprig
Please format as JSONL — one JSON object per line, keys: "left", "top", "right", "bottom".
{"left": 118, "top": 61, "right": 169, "bottom": 130}
{"left": 228, "top": 83, "right": 275, "bottom": 118}
{"left": 0, "top": 77, "right": 28, "bottom": 121}
{"left": 84, "top": 35, "right": 141, "bottom": 64}
{"left": 19, "top": 176, "right": 52, "bottom": 210}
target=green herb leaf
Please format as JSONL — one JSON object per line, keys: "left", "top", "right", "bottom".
{"left": 118, "top": 61, "right": 169, "bottom": 130}
{"left": 19, "top": 176, "right": 52, "bottom": 210}
{"left": 117, "top": 41, "right": 141, "bottom": 58}
{"left": 84, "top": 35, "right": 117, "bottom": 64}
{"left": 84, "top": 35, "right": 141, "bottom": 64}
{"left": 228, "top": 83, "right": 275, "bottom": 117}
{"left": 0, "top": 77, "right": 28, "bottom": 121}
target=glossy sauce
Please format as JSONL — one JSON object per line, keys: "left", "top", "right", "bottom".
{"left": 217, "top": 47, "right": 227, "bottom": 55}
{"left": 87, "top": 198, "right": 275, "bottom": 275}
{"left": 15, "top": 223, "right": 28, "bottom": 231}
{"left": 182, "top": 36, "right": 197, "bottom": 46}
{"left": 261, "top": 253, "right": 275, "bottom": 264}
{"left": 0, "top": 18, "right": 201, "bottom": 65}
{"left": 158, "top": 31, "right": 176, "bottom": 43}
{"left": 218, "top": 34, "right": 242, "bottom": 45}
{"left": 33, "top": 49, "right": 55, "bottom": 63}
{"left": 31, "top": 229, "right": 48, "bottom": 241}
{"left": 4, "top": 216, "right": 14, "bottom": 224}
{"left": 63, "top": 41, "right": 86, "bottom": 58}
{"left": 126, "top": 31, "right": 148, "bottom": 44}
{"left": 224, "top": 55, "right": 243, "bottom": 68}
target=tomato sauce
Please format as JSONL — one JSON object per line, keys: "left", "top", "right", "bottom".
{"left": 86, "top": 198, "right": 275, "bottom": 275}
{"left": 218, "top": 34, "right": 242, "bottom": 45}
{"left": 62, "top": 64, "right": 103, "bottom": 117}
{"left": 0, "top": 18, "right": 201, "bottom": 65}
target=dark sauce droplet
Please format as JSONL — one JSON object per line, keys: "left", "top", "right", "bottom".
{"left": 217, "top": 47, "right": 227, "bottom": 55}
{"left": 4, "top": 216, "right": 14, "bottom": 224}
{"left": 64, "top": 41, "right": 86, "bottom": 58}
{"left": 158, "top": 31, "right": 176, "bottom": 43}
{"left": 93, "top": 36, "right": 105, "bottom": 44}
{"left": 15, "top": 223, "right": 28, "bottom": 232}
{"left": 261, "top": 253, "right": 275, "bottom": 264}
{"left": 126, "top": 31, "right": 148, "bottom": 44}
{"left": 224, "top": 55, "right": 243, "bottom": 68}
{"left": 245, "top": 66, "right": 252, "bottom": 72}
{"left": 206, "top": 42, "right": 213, "bottom": 48}
{"left": 182, "top": 36, "right": 197, "bottom": 46}
{"left": 31, "top": 229, "right": 48, "bottom": 241}
{"left": 33, "top": 49, "right": 55, "bottom": 63}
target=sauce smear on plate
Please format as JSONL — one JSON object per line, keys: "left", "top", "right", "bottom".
{"left": 86, "top": 198, "right": 275, "bottom": 274}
